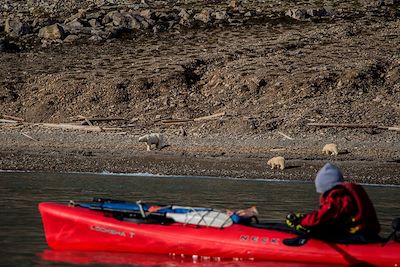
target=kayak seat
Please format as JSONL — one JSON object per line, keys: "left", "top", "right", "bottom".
{"left": 123, "top": 217, "right": 175, "bottom": 225}
{"left": 106, "top": 211, "right": 175, "bottom": 225}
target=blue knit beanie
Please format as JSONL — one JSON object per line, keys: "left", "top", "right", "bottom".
{"left": 315, "top": 163, "right": 344, "bottom": 194}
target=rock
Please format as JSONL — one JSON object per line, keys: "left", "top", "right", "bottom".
{"left": 285, "top": 9, "right": 307, "bottom": 20}
{"left": 88, "top": 18, "right": 101, "bottom": 28}
{"left": 140, "top": 19, "right": 151, "bottom": 29}
{"left": 130, "top": 4, "right": 141, "bottom": 10}
{"left": 5, "top": 17, "right": 30, "bottom": 37}
{"left": 63, "top": 34, "right": 79, "bottom": 43}
{"left": 102, "top": 11, "right": 113, "bottom": 24}
{"left": 130, "top": 13, "right": 142, "bottom": 22}
{"left": 110, "top": 11, "right": 125, "bottom": 26}
{"left": 156, "top": 11, "right": 171, "bottom": 22}
{"left": 377, "top": 0, "right": 400, "bottom": 5}
{"left": 179, "top": 8, "right": 191, "bottom": 26}
{"left": 86, "top": 11, "right": 104, "bottom": 20}
{"left": 64, "top": 10, "right": 86, "bottom": 24}
{"left": 179, "top": 126, "right": 187, "bottom": 137}
{"left": 0, "top": 38, "right": 6, "bottom": 52}
{"left": 65, "top": 20, "right": 84, "bottom": 33}
{"left": 213, "top": 10, "right": 229, "bottom": 20}
{"left": 286, "top": 7, "right": 334, "bottom": 20}
{"left": 88, "top": 35, "right": 103, "bottom": 42}
{"left": 194, "top": 9, "right": 212, "bottom": 23}
{"left": 125, "top": 15, "right": 141, "bottom": 30}
{"left": 91, "top": 29, "right": 108, "bottom": 39}
{"left": 228, "top": 0, "right": 239, "bottom": 10}
{"left": 140, "top": 9, "right": 153, "bottom": 20}
{"left": 306, "top": 8, "right": 322, "bottom": 17}
{"left": 323, "top": 6, "right": 335, "bottom": 16}
{"left": 38, "top": 24, "right": 65, "bottom": 40}
{"left": 178, "top": 8, "right": 191, "bottom": 19}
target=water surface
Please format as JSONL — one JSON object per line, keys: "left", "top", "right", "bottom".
{"left": 1, "top": 172, "right": 399, "bottom": 267}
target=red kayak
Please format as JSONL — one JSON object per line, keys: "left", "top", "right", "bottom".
{"left": 39, "top": 202, "right": 400, "bottom": 266}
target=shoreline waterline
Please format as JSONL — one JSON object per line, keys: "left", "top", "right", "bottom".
{"left": 2, "top": 169, "right": 400, "bottom": 188}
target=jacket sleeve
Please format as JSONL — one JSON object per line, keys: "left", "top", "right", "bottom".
{"left": 300, "top": 189, "right": 355, "bottom": 229}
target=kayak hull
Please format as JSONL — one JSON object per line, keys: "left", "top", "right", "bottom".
{"left": 39, "top": 202, "right": 400, "bottom": 266}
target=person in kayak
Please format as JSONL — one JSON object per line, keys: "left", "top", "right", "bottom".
{"left": 286, "top": 163, "right": 381, "bottom": 243}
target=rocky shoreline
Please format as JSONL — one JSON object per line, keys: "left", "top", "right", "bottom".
{"left": 1, "top": 125, "right": 399, "bottom": 184}
{"left": 0, "top": 0, "right": 399, "bottom": 183}
{"left": 1, "top": 0, "right": 398, "bottom": 51}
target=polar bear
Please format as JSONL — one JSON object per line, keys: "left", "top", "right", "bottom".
{"left": 267, "top": 156, "right": 285, "bottom": 170}
{"left": 139, "top": 133, "right": 164, "bottom": 151}
{"left": 322, "top": 143, "right": 338, "bottom": 156}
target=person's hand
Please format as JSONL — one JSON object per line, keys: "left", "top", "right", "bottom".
{"left": 286, "top": 212, "right": 307, "bottom": 231}
{"left": 236, "top": 206, "right": 258, "bottom": 217}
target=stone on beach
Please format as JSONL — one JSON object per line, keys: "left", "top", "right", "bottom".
{"left": 38, "top": 24, "right": 65, "bottom": 40}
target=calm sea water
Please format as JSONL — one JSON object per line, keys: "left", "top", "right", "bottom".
{"left": 0, "top": 172, "right": 399, "bottom": 267}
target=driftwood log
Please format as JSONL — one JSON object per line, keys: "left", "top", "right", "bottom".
{"left": 161, "top": 119, "right": 193, "bottom": 125}
{"left": 307, "top": 122, "right": 400, "bottom": 131}
{"left": 277, "top": 131, "right": 294, "bottom": 140}
{"left": 71, "top": 116, "right": 127, "bottom": 122}
{"left": 39, "top": 123, "right": 123, "bottom": 132}
{"left": 194, "top": 112, "right": 226, "bottom": 121}
{"left": 0, "top": 119, "right": 19, "bottom": 124}
{"left": 21, "top": 132, "right": 38, "bottom": 141}
{"left": 2, "top": 115, "right": 24, "bottom": 121}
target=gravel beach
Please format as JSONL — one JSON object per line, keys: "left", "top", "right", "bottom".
{"left": 0, "top": 0, "right": 399, "bottom": 183}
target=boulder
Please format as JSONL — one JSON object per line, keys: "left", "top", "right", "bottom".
{"left": 286, "top": 7, "right": 334, "bottom": 20}
{"left": 110, "top": 11, "right": 125, "bottom": 26}
{"left": 38, "top": 24, "right": 65, "bottom": 40}
{"left": 306, "top": 8, "right": 329, "bottom": 17}
{"left": 88, "top": 18, "right": 101, "bottom": 28}
{"left": 86, "top": 11, "right": 105, "bottom": 20}
{"left": 213, "top": 11, "right": 229, "bottom": 20}
{"left": 194, "top": 9, "right": 212, "bottom": 23}
{"left": 91, "top": 29, "right": 108, "bottom": 39}
{"left": 5, "top": 17, "right": 30, "bottom": 37}
{"left": 141, "top": 19, "right": 150, "bottom": 29}
{"left": 179, "top": 8, "right": 191, "bottom": 26}
{"left": 285, "top": 9, "right": 307, "bottom": 20}
{"left": 125, "top": 15, "right": 141, "bottom": 30}
{"left": 178, "top": 8, "right": 191, "bottom": 19}
{"left": 64, "top": 10, "right": 86, "bottom": 24}
{"left": 65, "top": 20, "right": 84, "bottom": 33}
{"left": 63, "top": 34, "right": 79, "bottom": 43}
{"left": 89, "top": 35, "right": 103, "bottom": 42}
{"left": 140, "top": 9, "right": 153, "bottom": 20}
{"left": 228, "top": 0, "right": 239, "bottom": 10}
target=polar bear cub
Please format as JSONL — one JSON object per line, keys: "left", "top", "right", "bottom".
{"left": 267, "top": 156, "right": 285, "bottom": 170}
{"left": 139, "top": 133, "right": 164, "bottom": 151}
{"left": 322, "top": 143, "right": 338, "bottom": 156}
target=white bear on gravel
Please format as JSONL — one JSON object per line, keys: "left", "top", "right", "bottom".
{"left": 322, "top": 143, "right": 338, "bottom": 156}
{"left": 267, "top": 156, "right": 285, "bottom": 170}
{"left": 139, "top": 133, "right": 164, "bottom": 151}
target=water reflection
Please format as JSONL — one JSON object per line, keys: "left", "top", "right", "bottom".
{"left": 38, "top": 250, "right": 340, "bottom": 267}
